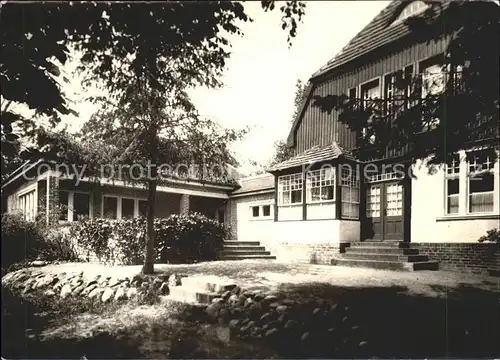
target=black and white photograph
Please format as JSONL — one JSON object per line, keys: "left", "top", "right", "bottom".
{"left": 1, "top": 0, "right": 499, "bottom": 358}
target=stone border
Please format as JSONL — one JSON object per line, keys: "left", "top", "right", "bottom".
{"left": 2, "top": 268, "right": 187, "bottom": 304}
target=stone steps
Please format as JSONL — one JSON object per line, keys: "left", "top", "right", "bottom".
{"left": 220, "top": 240, "right": 275, "bottom": 261}
{"left": 224, "top": 240, "right": 261, "bottom": 246}
{"left": 347, "top": 246, "right": 420, "bottom": 255}
{"left": 332, "top": 241, "right": 439, "bottom": 271}
{"left": 331, "top": 258, "right": 439, "bottom": 271}
{"left": 342, "top": 253, "right": 429, "bottom": 262}
{"left": 221, "top": 254, "right": 277, "bottom": 260}
{"left": 222, "top": 245, "right": 267, "bottom": 251}
{"left": 349, "top": 241, "right": 410, "bottom": 248}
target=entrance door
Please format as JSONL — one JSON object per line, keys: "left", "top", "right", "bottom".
{"left": 365, "top": 181, "right": 404, "bottom": 241}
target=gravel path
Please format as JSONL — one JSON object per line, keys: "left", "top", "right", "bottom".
{"left": 32, "top": 260, "right": 499, "bottom": 297}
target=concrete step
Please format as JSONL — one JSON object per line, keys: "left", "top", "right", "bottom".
{"left": 331, "top": 258, "right": 439, "bottom": 271}
{"left": 223, "top": 241, "right": 261, "bottom": 246}
{"left": 166, "top": 285, "right": 220, "bottom": 305}
{"left": 350, "top": 241, "right": 409, "bottom": 248}
{"left": 346, "top": 246, "right": 420, "bottom": 255}
{"left": 220, "top": 254, "right": 277, "bottom": 260}
{"left": 222, "top": 245, "right": 267, "bottom": 251}
{"left": 180, "top": 275, "right": 236, "bottom": 293}
{"left": 342, "top": 253, "right": 429, "bottom": 262}
{"left": 220, "top": 250, "right": 271, "bottom": 256}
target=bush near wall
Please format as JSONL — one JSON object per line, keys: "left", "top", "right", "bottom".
{"left": 478, "top": 228, "right": 500, "bottom": 244}
{"left": 1, "top": 213, "right": 79, "bottom": 274}
{"left": 70, "top": 213, "right": 229, "bottom": 265}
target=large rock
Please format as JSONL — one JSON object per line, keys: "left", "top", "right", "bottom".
{"left": 60, "top": 284, "right": 72, "bottom": 298}
{"left": 276, "top": 305, "right": 288, "bottom": 314}
{"left": 72, "top": 284, "right": 86, "bottom": 296}
{"left": 101, "top": 288, "right": 115, "bottom": 303}
{"left": 126, "top": 287, "right": 138, "bottom": 299}
{"left": 206, "top": 302, "right": 223, "bottom": 318}
{"left": 114, "top": 287, "right": 127, "bottom": 301}
{"left": 37, "top": 275, "right": 57, "bottom": 288}
{"left": 88, "top": 287, "right": 104, "bottom": 299}
{"left": 265, "top": 328, "right": 279, "bottom": 338}
{"left": 108, "top": 278, "right": 122, "bottom": 288}
{"left": 159, "top": 282, "right": 169, "bottom": 295}
{"left": 228, "top": 294, "right": 239, "bottom": 305}
{"left": 81, "top": 284, "right": 98, "bottom": 296}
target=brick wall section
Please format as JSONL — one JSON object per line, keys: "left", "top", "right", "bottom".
{"left": 37, "top": 179, "right": 47, "bottom": 220}
{"left": 48, "top": 176, "right": 59, "bottom": 224}
{"left": 226, "top": 192, "right": 275, "bottom": 239}
{"left": 412, "top": 243, "right": 500, "bottom": 275}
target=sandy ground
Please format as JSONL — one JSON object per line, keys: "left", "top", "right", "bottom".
{"left": 32, "top": 260, "right": 500, "bottom": 297}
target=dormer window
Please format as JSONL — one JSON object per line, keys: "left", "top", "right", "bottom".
{"left": 393, "top": 1, "right": 429, "bottom": 25}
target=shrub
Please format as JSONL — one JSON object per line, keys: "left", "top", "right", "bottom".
{"left": 1, "top": 213, "right": 43, "bottom": 271}
{"left": 478, "top": 228, "right": 500, "bottom": 244}
{"left": 72, "top": 212, "right": 229, "bottom": 265}
{"left": 1, "top": 213, "right": 79, "bottom": 273}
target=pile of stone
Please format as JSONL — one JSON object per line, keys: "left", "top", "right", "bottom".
{"left": 2, "top": 268, "right": 186, "bottom": 304}
{"left": 204, "top": 286, "right": 369, "bottom": 356}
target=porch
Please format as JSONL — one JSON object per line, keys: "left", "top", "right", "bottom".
{"left": 10, "top": 171, "right": 232, "bottom": 224}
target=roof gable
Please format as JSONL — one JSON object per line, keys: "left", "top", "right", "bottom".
{"left": 311, "top": 1, "right": 447, "bottom": 79}
{"left": 286, "top": 0, "right": 450, "bottom": 149}
{"left": 267, "top": 141, "right": 354, "bottom": 172}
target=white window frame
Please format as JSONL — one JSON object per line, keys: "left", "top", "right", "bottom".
{"left": 444, "top": 153, "right": 461, "bottom": 215}
{"left": 278, "top": 173, "right": 303, "bottom": 206}
{"left": 249, "top": 201, "right": 274, "bottom": 221}
{"left": 101, "top": 195, "right": 148, "bottom": 220}
{"left": 466, "top": 150, "right": 496, "bottom": 215}
{"left": 340, "top": 167, "right": 360, "bottom": 219}
{"left": 306, "top": 168, "right": 335, "bottom": 204}
{"left": 440, "top": 149, "right": 499, "bottom": 218}
{"left": 17, "top": 184, "right": 37, "bottom": 222}
{"left": 59, "top": 190, "right": 92, "bottom": 222}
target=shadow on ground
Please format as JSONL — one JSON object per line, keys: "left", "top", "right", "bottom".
{"left": 2, "top": 281, "right": 499, "bottom": 359}
{"left": 271, "top": 282, "right": 500, "bottom": 358}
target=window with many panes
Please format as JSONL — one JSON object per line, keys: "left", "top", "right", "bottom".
{"left": 18, "top": 189, "right": 36, "bottom": 222}
{"left": 340, "top": 166, "right": 360, "bottom": 219}
{"left": 366, "top": 186, "right": 381, "bottom": 218}
{"left": 444, "top": 153, "right": 460, "bottom": 215}
{"left": 467, "top": 150, "right": 495, "bottom": 213}
{"left": 59, "top": 190, "right": 91, "bottom": 221}
{"left": 278, "top": 173, "right": 303, "bottom": 205}
{"left": 306, "top": 168, "right": 335, "bottom": 203}
{"left": 103, "top": 196, "right": 148, "bottom": 219}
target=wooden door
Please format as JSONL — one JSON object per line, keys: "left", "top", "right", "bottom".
{"left": 366, "top": 184, "right": 383, "bottom": 240}
{"left": 365, "top": 181, "right": 404, "bottom": 241}
{"left": 382, "top": 182, "right": 404, "bottom": 240}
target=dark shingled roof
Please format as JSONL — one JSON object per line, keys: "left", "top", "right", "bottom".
{"left": 267, "top": 141, "right": 355, "bottom": 172}
{"left": 231, "top": 173, "right": 274, "bottom": 194}
{"left": 311, "top": 0, "right": 449, "bottom": 80}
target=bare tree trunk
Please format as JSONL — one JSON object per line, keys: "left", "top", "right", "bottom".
{"left": 142, "top": 174, "right": 157, "bottom": 274}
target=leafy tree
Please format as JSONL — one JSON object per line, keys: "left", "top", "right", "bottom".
{"left": 269, "top": 79, "right": 307, "bottom": 167}
{"left": 312, "top": 1, "right": 499, "bottom": 166}
{"left": 1, "top": 1, "right": 306, "bottom": 273}
{"left": 0, "top": 1, "right": 306, "bottom": 169}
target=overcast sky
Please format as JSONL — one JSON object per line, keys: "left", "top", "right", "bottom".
{"left": 57, "top": 1, "right": 390, "bottom": 175}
